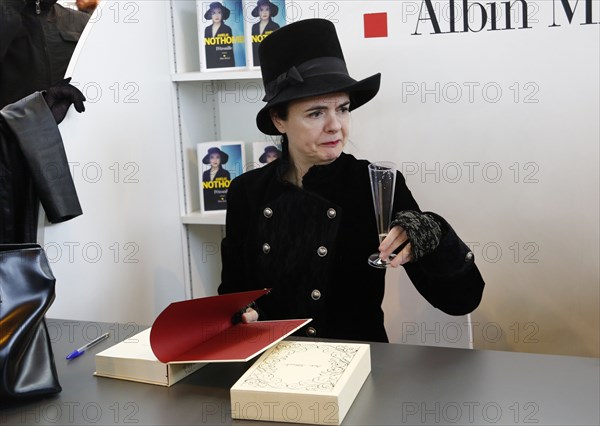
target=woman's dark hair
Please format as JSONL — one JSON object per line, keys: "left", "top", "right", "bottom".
{"left": 269, "top": 103, "right": 289, "bottom": 152}
{"left": 269, "top": 103, "right": 288, "bottom": 121}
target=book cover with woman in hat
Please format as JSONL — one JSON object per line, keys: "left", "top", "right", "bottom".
{"left": 198, "top": 1, "right": 246, "bottom": 71}
{"left": 252, "top": 142, "right": 282, "bottom": 169}
{"left": 244, "top": 0, "right": 286, "bottom": 68}
{"left": 198, "top": 142, "right": 245, "bottom": 212}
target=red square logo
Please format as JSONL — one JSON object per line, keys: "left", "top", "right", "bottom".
{"left": 364, "top": 13, "right": 388, "bottom": 38}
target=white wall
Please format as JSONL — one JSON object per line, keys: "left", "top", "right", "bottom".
{"left": 45, "top": 1, "right": 187, "bottom": 325}
{"left": 333, "top": 1, "right": 599, "bottom": 356}
{"left": 46, "top": 0, "right": 599, "bottom": 357}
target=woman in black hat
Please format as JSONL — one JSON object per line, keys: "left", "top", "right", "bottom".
{"left": 203, "top": 2, "right": 235, "bottom": 68}
{"left": 202, "top": 147, "right": 231, "bottom": 211}
{"left": 250, "top": 0, "right": 280, "bottom": 66}
{"left": 202, "top": 147, "right": 231, "bottom": 182}
{"left": 219, "top": 19, "right": 485, "bottom": 342}
{"left": 259, "top": 145, "right": 282, "bottom": 164}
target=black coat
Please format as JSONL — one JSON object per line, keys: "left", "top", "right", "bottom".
{"left": 202, "top": 167, "right": 231, "bottom": 182}
{"left": 202, "top": 167, "right": 231, "bottom": 211}
{"left": 251, "top": 20, "right": 280, "bottom": 66}
{"left": 0, "top": 92, "right": 82, "bottom": 243}
{"left": 219, "top": 153, "right": 484, "bottom": 342}
{"left": 0, "top": 0, "right": 90, "bottom": 108}
{"left": 203, "top": 23, "right": 235, "bottom": 69}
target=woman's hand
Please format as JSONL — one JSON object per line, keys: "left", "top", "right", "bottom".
{"left": 241, "top": 307, "right": 259, "bottom": 323}
{"left": 378, "top": 225, "right": 412, "bottom": 267}
{"left": 231, "top": 305, "right": 259, "bottom": 324}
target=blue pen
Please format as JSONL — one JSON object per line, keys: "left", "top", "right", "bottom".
{"left": 66, "top": 332, "right": 110, "bottom": 360}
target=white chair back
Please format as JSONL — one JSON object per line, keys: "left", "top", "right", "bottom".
{"left": 383, "top": 268, "right": 474, "bottom": 349}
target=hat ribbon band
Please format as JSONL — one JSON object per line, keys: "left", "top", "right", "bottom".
{"left": 263, "top": 57, "right": 349, "bottom": 102}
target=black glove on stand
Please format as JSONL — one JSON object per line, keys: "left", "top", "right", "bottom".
{"left": 391, "top": 210, "right": 442, "bottom": 261}
{"left": 42, "top": 78, "right": 86, "bottom": 124}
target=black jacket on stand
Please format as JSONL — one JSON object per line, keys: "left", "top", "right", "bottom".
{"left": 219, "top": 153, "right": 485, "bottom": 342}
{"left": 0, "top": 93, "right": 82, "bottom": 243}
{"left": 0, "top": 0, "right": 90, "bottom": 108}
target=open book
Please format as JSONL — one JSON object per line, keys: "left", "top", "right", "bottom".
{"left": 95, "top": 289, "right": 311, "bottom": 386}
{"left": 150, "top": 289, "right": 310, "bottom": 363}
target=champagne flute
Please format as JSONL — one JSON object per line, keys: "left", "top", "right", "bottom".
{"left": 368, "top": 161, "right": 397, "bottom": 268}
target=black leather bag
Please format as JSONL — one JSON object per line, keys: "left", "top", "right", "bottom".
{"left": 0, "top": 244, "right": 62, "bottom": 399}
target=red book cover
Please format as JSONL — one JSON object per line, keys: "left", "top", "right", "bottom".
{"left": 149, "top": 289, "right": 311, "bottom": 363}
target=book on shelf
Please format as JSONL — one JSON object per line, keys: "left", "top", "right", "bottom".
{"left": 244, "top": 0, "right": 287, "bottom": 68}
{"left": 230, "top": 340, "right": 371, "bottom": 425}
{"left": 198, "top": 0, "right": 247, "bottom": 71}
{"left": 95, "top": 289, "right": 311, "bottom": 386}
{"left": 197, "top": 141, "right": 245, "bottom": 213}
{"left": 251, "top": 141, "right": 282, "bottom": 169}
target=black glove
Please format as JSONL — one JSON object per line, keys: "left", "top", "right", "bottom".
{"left": 390, "top": 210, "right": 442, "bottom": 261}
{"left": 43, "top": 78, "right": 86, "bottom": 124}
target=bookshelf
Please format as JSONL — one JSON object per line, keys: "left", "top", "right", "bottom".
{"left": 167, "top": 0, "right": 269, "bottom": 299}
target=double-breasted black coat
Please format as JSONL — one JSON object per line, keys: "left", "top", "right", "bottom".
{"left": 219, "top": 152, "right": 484, "bottom": 342}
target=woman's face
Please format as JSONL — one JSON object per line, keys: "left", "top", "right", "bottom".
{"left": 272, "top": 92, "right": 351, "bottom": 168}
{"left": 209, "top": 153, "right": 221, "bottom": 167}
{"left": 211, "top": 8, "right": 222, "bottom": 23}
{"left": 265, "top": 151, "right": 278, "bottom": 163}
{"left": 259, "top": 5, "right": 271, "bottom": 21}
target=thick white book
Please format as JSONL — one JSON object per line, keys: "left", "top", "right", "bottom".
{"left": 230, "top": 341, "right": 371, "bottom": 425}
{"left": 95, "top": 290, "right": 311, "bottom": 387}
{"left": 94, "top": 328, "right": 204, "bottom": 386}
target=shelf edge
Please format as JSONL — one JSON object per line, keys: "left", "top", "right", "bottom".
{"left": 172, "top": 70, "right": 262, "bottom": 82}
{"left": 181, "top": 211, "right": 226, "bottom": 225}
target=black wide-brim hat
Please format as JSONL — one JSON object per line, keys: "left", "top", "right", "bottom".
{"left": 204, "top": 2, "right": 231, "bottom": 20}
{"left": 252, "top": 0, "right": 279, "bottom": 18}
{"left": 256, "top": 18, "right": 381, "bottom": 135}
{"left": 202, "top": 147, "right": 229, "bottom": 164}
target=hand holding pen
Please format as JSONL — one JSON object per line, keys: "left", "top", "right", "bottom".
{"left": 66, "top": 332, "right": 110, "bottom": 360}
